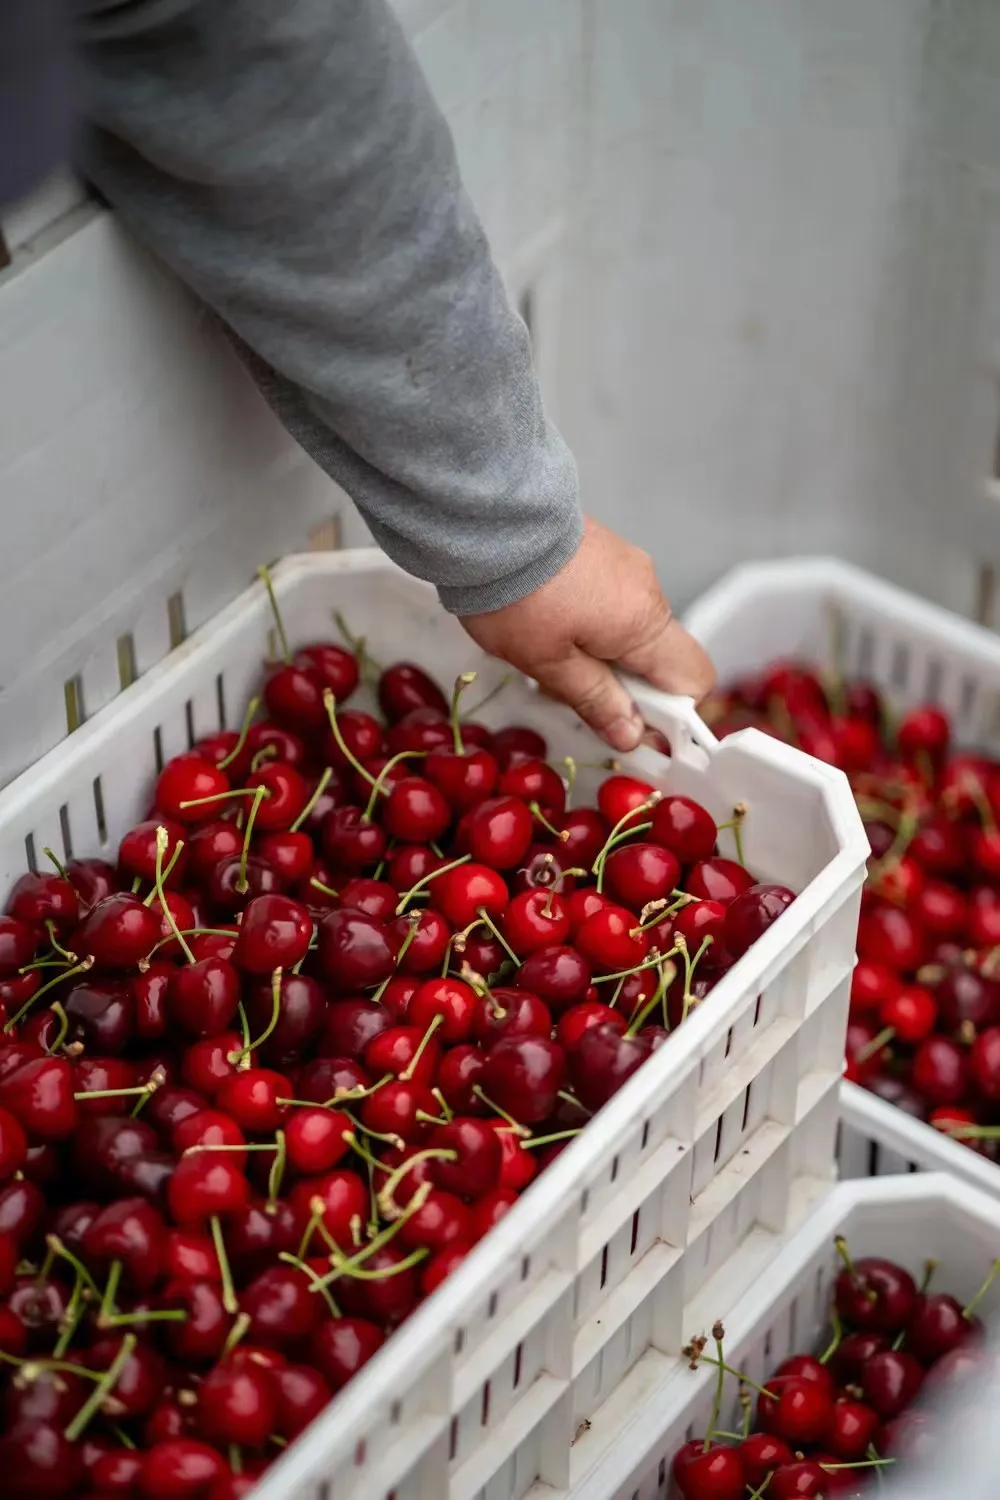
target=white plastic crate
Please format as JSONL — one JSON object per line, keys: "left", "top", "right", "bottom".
{"left": 684, "top": 555, "right": 1000, "bottom": 1195}
{"left": 0, "top": 551, "right": 867, "bottom": 1500}
{"left": 539, "top": 1172, "right": 1000, "bottom": 1500}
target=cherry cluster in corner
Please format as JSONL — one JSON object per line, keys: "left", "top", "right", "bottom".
{"left": 672, "top": 1242, "right": 996, "bottom": 1499}
{"left": 0, "top": 571, "right": 795, "bottom": 1498}
{"left": 706, "top": 662, "right": 1000, "bottom": 1157}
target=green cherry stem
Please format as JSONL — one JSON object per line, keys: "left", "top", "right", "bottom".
{"left": 472, "top": 1085, "right": 531, "bottom": 1137}
{"left": 235, "top": 785, "right": 269, "bottom": 894}
{"left": 323, "top": 688, "right": 377, "bottom": 788}
{"left": 258, "top": 565, "right": 291, "bottom": 664}
{"left": 278, "top": 1252, "right": 342, "bottom": 1318}
{"left": 228, "top": 968, "right": 283, "bottom": 1065}
{"left": 464, "top": 673, "right": 511, "bottom": 719}
{"left": 218, "top": 697, "right": 262, "bottom": 771}
{"left": 449, "top": 672, "right": 477, "bottom": 754}
{"left": 99, "top": 1261, "right": 122, "bottom": 1324}
{"left": 42, "top": 846, "right": 70, "bottom": 880}
{"left": 267, "top": 1129, "right": 287, "bottom": 1209}
{"left": 142, "top": 840, "right": 184, "bottom": 905}
{"left": 371, "top": 921, "right": 419, "bottom": 1001}
{"left": 399, "top": 1014, "right": 444, "bottom": 1081}
{"left": 47, "top": 1001, "right": 70, "bottom": 1054}
{"left": 474, "top": 907, "right": 520, "bottom": 966}
{"left": 819, "top": 1303, "right": 843, "bottom": 1364}
{"left": 223, "top": 1311, "right": 253, "bottom": 1357}
{"left": 290, "top": 767, "right": 333, "bottom": 833}
{"left": 153, "top": 826, "right": 194, "bottom": 964}
{"left": 363, "top": 751, "right": 427, "bottom": 822}
{"left": 309, "top": 1183, "right": 433, "bottom": 1291}
{"left": 520, "top": 1127, "right": 582, "bottom": 1150}
{"left": 704, "top": 1323, "right": 727, "bottom": 1453}
{"left": 529, "top": 802, "right": 568, "bottom": 842}
{"left": 963, "top": 1257, "right": 1000, "bottom": 1320}
{"left": 395, "top": 854, "right": 471, "bottom": 916}
{"left": 210, "top": 1216, "right": 239, "bottom": 1315}
{"left": 4, "top": 955, "right": 95, "bottom": 1032}
{"left": 377, "top": 1148, "right": 457, "bottom": 1215}
{"left": 64, "top": 1335, "right": 138, "bottom": 1443}
{"left": 624, "top": 958, "right": 678, "bottom": 1038}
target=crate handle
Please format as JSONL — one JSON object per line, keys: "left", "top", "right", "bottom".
{"left": 620, "top": 678, "right": 718, "bottom": 765}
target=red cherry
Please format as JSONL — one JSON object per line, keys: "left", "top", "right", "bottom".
{"left": 408, "top": 976, "right": 478, "bottom": 1042}
{"left": 469, "top": 1185, "right": 520, "bottom": 1239}
{"left": 215, "top": 1069, "right": 288, "bottom": 1133}
{"left": 321, "top": 709, "right": 384, "bottom": 769}
{"left": 421, "top": 1244, "right": 470, "bottom": 1295}
{"left": 603, "top": 843, "right": 681, "bottom": 911}
{"left": 382, "top": 777, "right": 452, "bottom": 843}
{"left": 317, "top": 909, "right": 396, "bottom": 990}
{"left": 290, "top": 1169, "right": 368, "bottom": 1250}
{"left": 465, "top": 797, "right": 534, "bottom": 870}
{"left": 597, "top": 774, "right": 655, "bottom": 828}
{"left": 480, "top": 1035, "right": 565, "bottom": 1125}
{"left": 167, "top": 958, "right": 240, "bottom": 1039}
{"left": 75, "top": 893, "right": 161, "bottom": 969}
{"left": 241, "top": 1262, "right": 324, "bottom": 1345}
{"left": 897, "top": 704, "right": 950, "bottom": 763}
{"left": 378, "top": 662, "right": 448, "bottom": 722}
{"left": 492, "top": 724, "right": 548, "bottom": 768}
{"left": 270, "top": 1362, "right": 333, "bottom": 1440}
{"left": 860, "top": 1348, "right": 923, "bottom": 1417}
{"left": 672, "top": 1441, "right": 746, "bottom": 1500}
{"left": 427, "top": 1116, "right": 502, "bottom": 1196}
{"left": 432, "top": 862, "right": 509, "bottom": 928}
{"left": 389, "top": 908, "right": 451, "bottom": 975}
{"left": 0, "top": 1422, "right": 82, "bottom": 1499}
{"left": 857, "top": 904, "right": 925, "bottom": 972}
{"left": 880, "top": 983, "right": 936, "bottom": 1044}
{"left": 503, "top": 889, "right": 571, "bottom": 954}
{"left": 768, "top": 1460, "right": 828, "bottom": 1499}
{"left": 155, "top": 758, "right": 231, "bottom": 825}
{"left": 437, "top": 1045, "right": 487, "bottom": 1113}
{"left": 569, "top": 1022, "right": 653, "bottom": 1110}
{"left": 263, "top": 661, "right": 327, "bottom": 732}
{"left": 912, "top": 1034, "right": 969, "bottom": 1105}
{"left": 0, "top": 1106, "right": 28, "bottom": 1180}
{"left": 649, "top": 795, "right": 717, "bottom": 862}
{"left": 498, "top": 758, "right": 566, "bottom": 817}
{"left": 686, "top": 857, "right": 755, "bottom": 903}
{"left": 6, "top": 871, "right": 80, "bottom": 931}
{"left": 554, "top": 807, "right": 608, "bottom": 868}
{"left": 473, "top": 987, "right": 551, "bottom": 1048}
{"left": 722, "top": 883, "right": 795, "bottom": 958}
{"left": 739, "top": 1433, "right": 794, "bottom": 1488}
{"left": 232, "top": 894, "right": 312, "bottom": 975}
{"left": 197, "top": 1360, "right": 277, "bottom": 1448}
{"left": 825, "top": 1398, "right": 880, "bottom": 1461}
{"left": 167, "top": 1153, "right": 249, "bottom": 1225}
{"left": 139, "top": 1439, "right": 225, "bottom": 1498}
{"left": 758, "top": 1375, "right": 834, "bottom": 1444}
{"left": 516, "top": 945, "right": 592, "bottom": 1011}
{"left": 285, "top": 1107, "right": 351, "bottom": 1174}
{"left": 576, "top": 905, "right": 648, "bottom": 972}
{"left": 425, "top": 744, "right": 499, "bottom": 810}
{"left": 311, "top": 1317, "right": 384, "bottom": 1390}
{"left": 0, "top": 1056, "right": 78, "bottom": 1139}
{"left": 556, "top": 1000, "right": 626, "bottom": 1050}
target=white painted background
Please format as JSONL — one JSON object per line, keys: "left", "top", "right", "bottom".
{"left": 2, "top": 0, "right": 1000, "bottom": 785}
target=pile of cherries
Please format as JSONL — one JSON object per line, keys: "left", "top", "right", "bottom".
{"left": 705, "top": 662, "right": 1000, "bottom": 1158}
{"left": 672, "top": 1242, "right": 996, "bottom": 1499}
{"left": 0, "top": 577, "right": 796, "bottom": 1498}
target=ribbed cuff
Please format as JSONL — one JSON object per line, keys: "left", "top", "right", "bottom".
{"left": 437, "top": 510, "right": 585, "bottom": 617}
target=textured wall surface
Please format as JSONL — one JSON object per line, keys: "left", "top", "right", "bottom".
{"left": 2, "top": 0, "right": 1000, "bottom": 782}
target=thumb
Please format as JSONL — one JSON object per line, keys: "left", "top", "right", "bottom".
{"left": 532, "top": 650, "right": 645, "bottom": 753}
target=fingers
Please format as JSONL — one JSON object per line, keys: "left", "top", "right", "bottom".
{"left": 616, "top": 614, "right": 717, "bottom": 702}
{"left": 530, "top": 650, "right": 645, "bottom": 752}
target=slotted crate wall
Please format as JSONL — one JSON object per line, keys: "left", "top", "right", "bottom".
{"left": 0, "top": 552, "right": 868, "bottom": 1500}
{"left": 5, "top": 2, "right": 1000, "bottom": 788}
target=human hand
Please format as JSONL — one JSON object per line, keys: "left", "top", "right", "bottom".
{"left": 459, "top": 516, "right": 715, "bottom": 752}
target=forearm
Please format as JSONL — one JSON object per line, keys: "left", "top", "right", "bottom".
{"left": 77, "top": 0, "right": 582, "bottom": 612}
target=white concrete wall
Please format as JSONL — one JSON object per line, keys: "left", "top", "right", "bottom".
{"left": 2, "top": 0, "right": 1000, "bottom": 782}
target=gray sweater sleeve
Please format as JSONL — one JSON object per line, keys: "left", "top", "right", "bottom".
{"left": 76, "top": 0, "right": 583, "bottom": 615}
